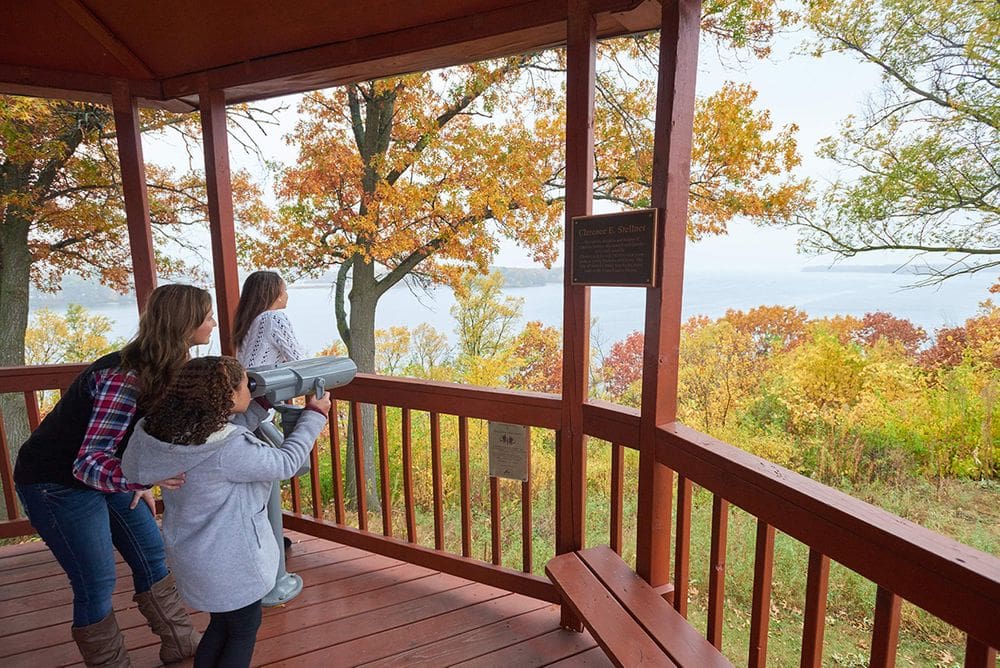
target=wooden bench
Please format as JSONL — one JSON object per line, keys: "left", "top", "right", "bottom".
{"left": 546, "top": 545, "right": 732, "bottom": 667}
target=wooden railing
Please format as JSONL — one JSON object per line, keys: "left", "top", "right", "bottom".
{"left": 281, "top": 373, "right": 563, "bottom": 602}
{"left": 1, "top": 365, "right": 997, "bottom": 666}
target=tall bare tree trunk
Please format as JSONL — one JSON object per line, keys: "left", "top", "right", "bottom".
{"left": 0, "top": 209, "right": 33, "bottom": 519}
{"left": 343, "top": 258, "right": 380, "bottom": 510}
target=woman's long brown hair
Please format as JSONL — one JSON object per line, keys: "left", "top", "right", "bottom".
{"left": 232, "top": 271, "right": 284, "bottom": 351}
{"left": 120, "top": 284, "right": 212, "bottom": 412}
{"left": 144, "top": 357, "right": 245, "bottom": 445}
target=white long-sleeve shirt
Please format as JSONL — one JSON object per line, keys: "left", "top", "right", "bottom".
{"left": 237, "top": 310, "right": 305, "bottom": 369}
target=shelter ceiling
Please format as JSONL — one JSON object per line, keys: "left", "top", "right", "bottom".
{"left": 0, "top": 0, "right": 661, "bottom": 109}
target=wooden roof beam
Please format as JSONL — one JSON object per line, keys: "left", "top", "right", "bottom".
{"left": 162, "top": 0, "right": 651, "bottom": 100}
{"left": 54, "top": 0, "right": 156, "bottom": 80}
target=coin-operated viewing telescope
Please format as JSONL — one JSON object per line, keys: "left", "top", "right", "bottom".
{"left": 247, "top": 356, "right": 357, "bottom": 404}
{"left": 246, "top": 356, "right": 356, "bottom": 607}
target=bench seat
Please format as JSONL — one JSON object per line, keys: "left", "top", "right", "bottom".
{"left": 545, "top": 545, "right": 732, "bottom": 668}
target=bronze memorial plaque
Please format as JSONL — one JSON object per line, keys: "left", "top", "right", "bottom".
{"left": 570, "top": 209, "right": 658, "bottom": 287}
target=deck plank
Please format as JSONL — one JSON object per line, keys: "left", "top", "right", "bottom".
{"left": 361, "top": 604, "right": 563, "bottom": 667}
{"left": 1, "top": 530, "right": 602, "bottom": 668}
{"left": 547, "top": 646, "right": 617, "bottom": 666}
{"left": 251, "top": 581, "right": 505, "bottom": 665}
{"left": 452, "top": 627, "right": 601, "bottom": 667}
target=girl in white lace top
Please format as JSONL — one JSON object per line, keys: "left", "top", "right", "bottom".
{"left": 232, "top": 271, "right": 305, "bottom": 369}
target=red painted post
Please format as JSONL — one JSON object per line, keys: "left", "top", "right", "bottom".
{"left": 635, "top": 0, "right": 701, "bottom": 587}
{"left": 199, "top": 88, "right": 240, "bottom": 355}
{"left": 111, "top": 81, "right": 157, "bottom": 310}
{"left": 557, "top": 0, "right": 595, "bottom": 629}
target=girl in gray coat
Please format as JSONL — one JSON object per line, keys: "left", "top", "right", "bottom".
{"left": 122, "top": 356, "right": 330, "bottom": 667}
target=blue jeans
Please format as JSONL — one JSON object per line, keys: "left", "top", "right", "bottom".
{"left": 16, "top": 482, "right": 168, "bottom": 627}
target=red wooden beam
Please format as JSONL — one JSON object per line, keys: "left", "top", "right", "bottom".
{"left": 199, "top": 88, "right": 240, "bottom": 355}
{"left": 112, "top": 81, "right": 157, "bottom": 310}
{"left": 870, "top": 586, "right": 900, "bottom": 667}
{"left": 635, "top": 0, "right": 701, "bottom": 587}
{"left": 160, "top": 0, "right": 651, "bottom": 100}
{"left": 800, "top": 549, "right": 830, "bottom": 667}
{"left": 657, "top": 423, "right": 1000, "bottom": 649}
{"left": 557, "top": 0, "right": 596, "bottom": 629}
{"left": 748, "top": 521, "right": 775, "bottom": 668}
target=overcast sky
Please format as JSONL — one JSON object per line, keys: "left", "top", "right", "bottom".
{"left": 142, "top": 23, "right": 883, "bottom": 275}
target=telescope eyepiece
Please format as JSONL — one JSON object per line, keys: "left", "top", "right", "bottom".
{"left": 246, "top": 377, "right": 258, "bottom": 393}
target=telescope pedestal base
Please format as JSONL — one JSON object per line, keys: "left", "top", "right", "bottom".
{"left": 261, "top": 478, "right": 303, "bottom": 607}
{"left": 262, "top": 572, "right": 303, "bottom": 607}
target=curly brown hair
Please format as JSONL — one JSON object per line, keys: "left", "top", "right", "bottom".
{"left": 120, "top": 284, "right": 213, "bottom": 413}
{"left": 143, "top": 356, "right": 245, "bottom": 446}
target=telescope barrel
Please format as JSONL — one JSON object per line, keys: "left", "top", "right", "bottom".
{"left": 246, "top": 356, "right": 357, "bottom": 403}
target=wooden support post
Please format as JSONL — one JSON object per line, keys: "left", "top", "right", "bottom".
{"left": 199, "top": 88, "right": 240, "bottom": 355}
{"left": 111, "top": 81, "right": 157, "bottom": 310}
{"left": 557, "top": 0, "right": 595, "bottom": 630}
{"left": 634, "top": 0, "right": 701, "bottom": 587}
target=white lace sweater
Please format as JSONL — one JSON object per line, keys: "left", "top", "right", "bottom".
{"left": 237, "top": 310, "right": 305, "bottom": 369}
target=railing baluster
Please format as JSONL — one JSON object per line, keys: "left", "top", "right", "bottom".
{"left": 459, "top": 416, "right": 471, "bottom": 557}
{"left": 800, "top": 549, "right": 830, "bottom": 668}
{"left": 329, "top": 401, "right": 345, "bottom": 524}
{"left": 610, "top": 442, "right": 624, "bottom": 554}
{"left": 351, "top": 401, "right": 367, "bottom": 531}
{"left": 24, "top": 391, "right": 40, "bottom": 430}
{"left": 376, "top": 404, "right": 391, "bottom": 536}
{"left": 401, "top": 408, "right": 416, "bottom": 543}
{"left": 674, "top": 475, "right": 693, "bottom": 617}
{"left": 490, "top": 475, "right": 501, "bottom": 566}
{"left": 749, "top": 520, "right": 775, "bottom": 668}
{"left": 521, "top": 427, "right": 532, "bottom": 573}
{"left": 290, "top": 475, "right": 302, "bottom": 513}
{"left": 308, "top": 431, "right": 322, "bottom": 518}
{"left": 870, "top": 586, "right": 901, "bottom": 667}
{"left": 707, "top": 495, "right": 728, "bottom": 648}
{"left": 964, "top": 636, "right": 997, "bottom": 667}
{"left": 430, "top": 412, "right": 444, "bottom": 550}
{"left": 0, "top": 409, "right": 19, "bottom": 520}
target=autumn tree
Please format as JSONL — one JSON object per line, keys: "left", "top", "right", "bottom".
{"left": 0, "top": 96, "right": 272, "bottom": 456}
{"left": 853, "top": 311, "right": 927, "bottom": 358}
{"left": 509, "top": 321, "right": 562, "bottom": 394}
{"left": 408, "top": 323, "right": 452, "bottom": 380}
{"left": 921, "top": 303, "right": 1000, "bottom": 370}
{"left": 451, "top": 271, "right": 524, "bottom": 387}
{"left": 25, "top": 304, "right": 124, "bottom": 365}
{"left": 600, "top": 330, "right": 645, "bottom": 399}
{"left": 677, "top": 316, "right": 758, "bottom": 430}
{"left": 240, "top": 4, "right": 806, "bottom": 498}
{"left": 375, "top": 326, "right": 411, "bottom": 375}
{"left": 725, "top": 305, "right": 808, "bottom": 357}
{"left": 794, "top": 0, "right": 999, "bottom": 282}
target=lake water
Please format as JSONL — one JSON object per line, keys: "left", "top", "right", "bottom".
{"left": 44, "top": 268, "right": 995, "bottom": 356}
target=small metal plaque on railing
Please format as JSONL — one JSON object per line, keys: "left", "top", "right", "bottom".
{"left": 488, "top": 422, "right": 529, "bottom": 481}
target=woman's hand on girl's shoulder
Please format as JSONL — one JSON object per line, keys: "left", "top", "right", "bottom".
{"left": 305, "top": 392, "right": 332, "bottom": 417}
{"left": 156, "top": 473, "right": 186, "bottom": 490}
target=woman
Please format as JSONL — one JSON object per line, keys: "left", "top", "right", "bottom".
{"left": 232, "top": 271, "right": 304, "bottom": 369}
{"left": 122, "top": 357, "right": 330, "bottom": 667}
{"left": 232, "top": 271, "right": 305, "bottom": 556}
{"left": 14, "top": 284, "right": 212, "bottom": 667}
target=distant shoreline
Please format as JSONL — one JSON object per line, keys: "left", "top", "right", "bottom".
{"left": 800, "top": 264, "right": 951, "bottom": 275}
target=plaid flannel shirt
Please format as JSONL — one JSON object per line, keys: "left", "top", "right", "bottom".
{"left": 72, "top": 367, "right": 146, "bottom": 492}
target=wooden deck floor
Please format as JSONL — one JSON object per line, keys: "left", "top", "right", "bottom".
{"left": 0, "top": 531, "right": 609, "bottom": 667}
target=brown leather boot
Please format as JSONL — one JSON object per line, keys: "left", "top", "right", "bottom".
{"left": 133, "top": 573, "right": 201, "bottom": 664}
{"left": 70, "top": 611, "right": 131, "bottom": 667}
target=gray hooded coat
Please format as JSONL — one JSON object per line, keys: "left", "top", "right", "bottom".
{"left": 121, "top": 402, "right": 326, "bottom": 612}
